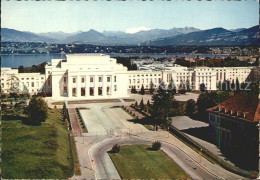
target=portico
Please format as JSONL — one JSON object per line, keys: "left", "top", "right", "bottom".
{"left": 46, "top": 53, "right": 128, "bottom": 100}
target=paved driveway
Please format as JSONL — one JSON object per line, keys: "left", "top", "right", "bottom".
{"left": 171, "top": 116, "right": 208, "bottom": 130}
{"left": 80, "top": 107, "right": 148, "bottom": 136}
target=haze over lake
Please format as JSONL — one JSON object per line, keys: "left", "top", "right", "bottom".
{"left": 1, "top": 53, "right": 229, "bottom": 68}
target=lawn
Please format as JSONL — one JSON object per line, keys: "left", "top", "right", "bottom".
{"left": 2, "top": 108, "right": 80, "bottom": 179}
{"left": 109, "top": 145, "right": 190, "bottom": 179}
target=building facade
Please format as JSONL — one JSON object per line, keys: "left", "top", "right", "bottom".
{"left": 207, "top": 94, "right": 259, "bottom": 170}
{"left": 1, "top": 53, "right": 257, "bottom": 100}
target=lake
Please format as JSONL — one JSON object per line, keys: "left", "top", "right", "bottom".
{"left": 1, "top": 53, "right": 229, "bottom": 68}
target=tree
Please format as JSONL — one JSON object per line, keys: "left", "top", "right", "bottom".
{"left": 178, "top": 80, "right": 187, "bottom": 94}
{"left": 27, "top": 96, "right": 48, "bottom": 125}
{"left": 134, "top": 101, "right": 138, "bottom": 109}
{"left": 231, "top": 80, "right": 235, "bottom": 90}
{"left": 196, "top": 91, "right": 218, "bottom": 120}
{"left": 131, "top": 86, "right": 137, "bottom": 94}
{"left": 149, "top": 81, "right": 155, "bottom": 94}
{"left": 200, "top": 83, "right": 206, "bottom": 92}
{"left": 186, "top": 79, "right": 191, "bottom": 92}
{"left": 140, "top": 84, "right": 145, "bottom": 95}
{"left": 235, "top": 78, "right": 240, "bottom": 94}
{"left": 152, "top": 141, "right": 161, "bottom": 151}
{"left": 111, "top": 144, "right": 120, "bottom": 153}
{"left": 18, "top": 65, "right": 25, "bottom": 73}
{"left": 186, "top": 99, "right": 196, "bottom": 117}
{"left": 158, "top": 81, "right": 166, "bottom": 95}
{"left": 168, "top": 79, "right": 176, "bottom": 95}
{"left": 151, "top": 87, "right": 173, "bottom": 124}
{"left": 139, "top": 98, "right": 145, "bottom": 111}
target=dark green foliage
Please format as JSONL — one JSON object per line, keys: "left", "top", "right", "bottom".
{"left": 178, "top": 80, "right": 187, "bottom": 94}
{"left": 27, "top": 96, "right": 48, "bottom": 125}
{"left": 134, "top": 101, "right": 138, "bottom": 109}
{"left": 200, "top": 83, "right": 206, "bottom": 92}
{"left": 18, "top": 62, "right": 47, "bottom": 74}
{"left": 111, "top": 144, "right": 120, "bottom": 153}
{"left": 151, "top": 88, "right": 173, "bottom": 124}
{"left": 131, "top": 86, "right": 137, "bottom": 94}
{"left": 186, "top": 99, "right": 196, "bottom": 116}
{"left": 149, "top": 81, "right": 155, "bottom": 94}
{"left": 178, "top": 89, "right": 186, "bottom": 94}
{"left": 152, "top": 141, "right": 161, "bottom": 151}
{"left": 115, "top": 57, "right": 138, "bottom": 70}
{"left": 140, "top": 84, "right": 145, "bottom": 95}
{"left": 139, "top": 99, "right": 145, "bottom": 111}
{"left": 175, "top": 57, "right": 252, "bottom": 67}
{"left": 167, "top": 79, "right": 176, "bottom": 95}
{"left": 196, "top": 91, "right": 233, "bottom": 121}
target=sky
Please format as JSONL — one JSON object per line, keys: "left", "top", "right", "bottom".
{"left": 1, "top": 0, "right": 259, "bottom": 33}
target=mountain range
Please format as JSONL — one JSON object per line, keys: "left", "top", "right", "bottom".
{"left": 1, "top": 26, "right": 258, "bottom": 46}
{"left": 142, "top": 26, "right": 259, "bottom": 46}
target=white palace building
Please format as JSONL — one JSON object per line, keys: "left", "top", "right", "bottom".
{"left": 1, "top": 53, "right": 258, "bottom": 100}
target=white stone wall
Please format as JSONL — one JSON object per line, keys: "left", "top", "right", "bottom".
{"left": 1, "top": 68, "right": 46, "bottom": 94}
{"left": 1, "top": 54, "right": 257, "bottom": 98}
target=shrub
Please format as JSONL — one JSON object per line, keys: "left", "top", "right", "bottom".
{"left": 27, "top": 96, "right": 48, "bottom": 125}
{"left": 111, "top": 144, "right": 120, "bottom": 153}
{"left": 186, "top": 99, "right": 196, "bottom": 116}
{"left": 152, "top": 141, "right": 161, "bottom": 151}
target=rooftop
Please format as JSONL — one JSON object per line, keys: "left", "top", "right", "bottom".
{"left": 207, "top": 94, "right": 260, "bottom": 123}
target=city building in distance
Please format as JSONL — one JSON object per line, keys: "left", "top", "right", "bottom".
{"left": 1, "top": 53, "right": 258, "bottom": 100}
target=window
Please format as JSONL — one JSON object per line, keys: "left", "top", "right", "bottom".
{"left": 21, "top": 78, "right": 24, "bottom": 80}
{"left": 31, "top": 82, "right": 34, "bottom": 87}
{"left": 81, "top": 87, "right": 85, "bottom": 96}
{"left": 81, "top": 77, "right": 85, "bottom": 83}
{"left": 107, "top": 76, "right": 111, "bottom": 82}
{"left": 99, "top": 76, "right": 102, "bottom": 82}
{"left": 63, "top": 87, "right": 67, "bottom": 94}
{"left": 72, "top": 88, "right": 76, "bottom": 97}
{"left": 114, "top": 76, "right": 117, "bottom": 82}
{"left": 114, "top": 85, "right": 117, "bottom": 91}
{"left": 73, "top": 78, "right": 76, "bottom": 83}
{"left": 64, "top": 77, "right": 67, "bottom": 83}
{"left": 98, "top": 87, "right": 102, "bottom": 95}
{"left": 89, "top": 87, "right": 94, "bottom": 96}
{"left": 41, "top": 77, "right": 44, "bottom": 80}
{"left": 129, "top": 79, "right": 131, "bottom": 84}
{"left": 1, "top": 83, "right": 4, "bottom": 88}
{"left": 90, "top": 77, "right": 94, "bottom": 83}
{"left": 107, "top": 87, "right": 111, "bottom": 95}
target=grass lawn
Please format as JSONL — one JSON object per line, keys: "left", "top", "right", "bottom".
{"left": 143, "top": 124, "right": 154, "bottom": 131}
{"left": 2, "top": 108, "right": 80, "bottom": 179}
{"left": 123, "top": 98, "right": 135, "bottom": 102}
{"left": 109, "top": 145, "right": 190, "bottom": 179}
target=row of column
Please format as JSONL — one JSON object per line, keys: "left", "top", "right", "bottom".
{"left": 67, "top": 75, "right": 115, "bottom": 98}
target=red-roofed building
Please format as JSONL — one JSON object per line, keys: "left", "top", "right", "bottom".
{"left": 207, "top": 94, "right": 259, "bottom": 170}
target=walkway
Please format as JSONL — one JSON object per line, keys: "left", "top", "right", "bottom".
{"left": 124, "top": 106, "right": 146, "bottom": 119}
{"left": 68, "top": 108, "right": 82, "bottom": 137}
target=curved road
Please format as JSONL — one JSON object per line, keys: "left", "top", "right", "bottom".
{"left": 89, "top": 135, "right": 216, "bottom": 180}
